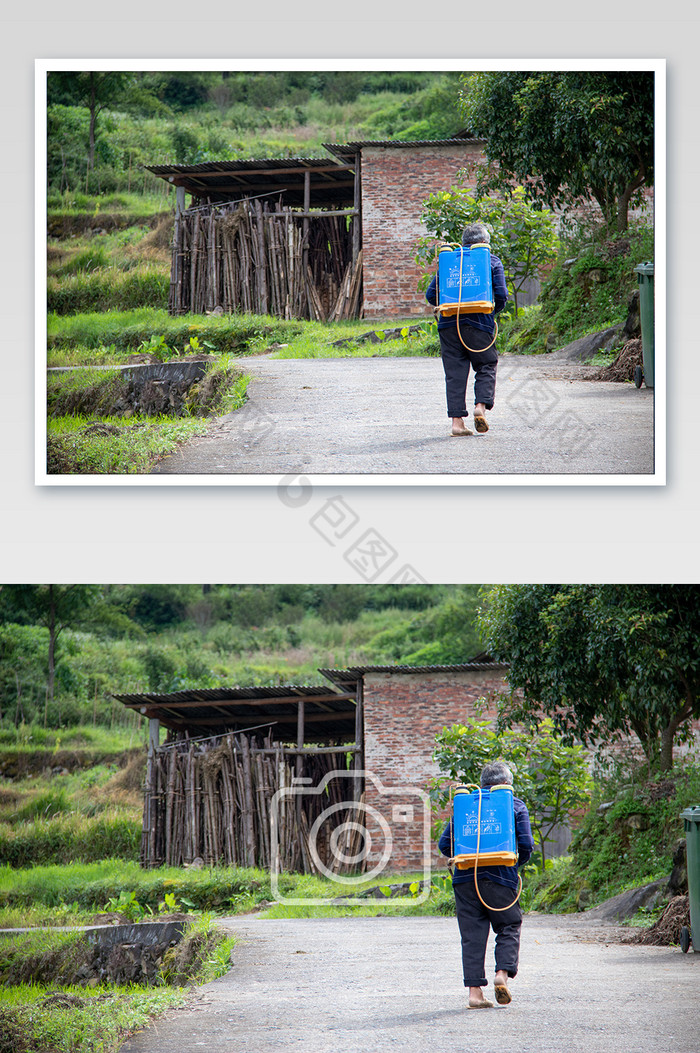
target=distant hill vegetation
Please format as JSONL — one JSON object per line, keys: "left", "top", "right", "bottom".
{"left": 0, "top": 584, "right": 483, "bottom": 731}
{"left": 46, "top": 70, "right": 465, "bottom": 198}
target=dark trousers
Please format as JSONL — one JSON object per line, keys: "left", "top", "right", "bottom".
{"left": 454, "top": 879, "right": 522, "bottom": 988}
{"left": 439, "top": 323, "right": 498, "bottom": 418}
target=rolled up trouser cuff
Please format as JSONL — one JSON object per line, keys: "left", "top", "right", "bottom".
{"left": 454, "top": 878, "right": 522, "bottom": 988}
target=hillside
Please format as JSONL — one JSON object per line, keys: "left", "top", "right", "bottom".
{"left": 47, "top": 71, "right": 464, "bottom": 201}
{"left": 0, "top": 584, "right": 482, "bottom": 732}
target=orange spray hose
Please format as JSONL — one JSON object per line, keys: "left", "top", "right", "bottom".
{"left": 454, "top": 247, "right": 498, "bottom": 354}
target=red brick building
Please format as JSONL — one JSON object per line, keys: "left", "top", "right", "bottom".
{"left": 325, "top": 139, "right": 486, "bottom": 318}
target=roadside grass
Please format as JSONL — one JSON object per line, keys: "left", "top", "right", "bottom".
{"left": 0, "top": 847, "right": 672, "bottom": 927}
{"left": 0, "top": 861, "right": 271, "bottom": 912}
{"left": 47, "top": 310, "right": 440, "bottom": 368}
{"left": 262, "top": 872, "right": 455, "bottom": 919}
{"left": 270, "top": 320, "right": 439, "bottom": 359}
{"left": 0, "top": 913, "right": 234, "bottom": 984}
{"left": 47, "top": 369, "right": 124, "bottom": 418}
{"left": 0, "top": 983, "right": 186, "bottom": 1053}
{"left": 46, "top": 357, "right": 249, "bottom": 474}
{"left": 0, "top": 928, "right": 100, "bottom": 985}
{"left": 46, "top": 415, "right": 210, "bottom": 475}
{"left": 47, "top": 358, "right": 249, "bottom": 419}
{"left": 47, "top": 309, "right": 304, "bottom": 362}
{"left": 0, "top": 914, "right": 234, "bottom": 1053}
{"left": 0, "top": 861, "right": 451, "bottom": 918}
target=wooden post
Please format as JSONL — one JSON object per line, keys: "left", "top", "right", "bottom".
{"left": 303, "top": 169, "right": 310, "bottom": 294}
{"left": 143, "top": 717, "right": 160, "bottom": 867}
{"left": 240, "top": 736, "right": 257, "bottom": 867}
{"left": 176, "top": 185, "right": 186, "bottom": 216}
{"left": 254, "top": 200, "right": 269, "bottom": 315}
{"left": 354, "top": 680, "right": 364, "bottom": 803}
{"left": 352, "top": 151, "right": 361, "bottom": 266}
{"left": 296, "top": 699, "right": 305, "bottom": 778}
{"left": 295, "top": 699, "right": 306, "bottom": 839}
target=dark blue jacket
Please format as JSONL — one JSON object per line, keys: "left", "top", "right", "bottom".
{"left": 426, "top": 251, "right": 509, "bottom": 334}
{"left": 438, "top": 794, "right": 534, "bottom": 890}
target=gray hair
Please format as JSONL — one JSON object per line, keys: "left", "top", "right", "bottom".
{"left": 462, "top": 222, "right": 491, "bottom": 246}
{"left": 480, "top": 761, "right": 513, "bottom": 788}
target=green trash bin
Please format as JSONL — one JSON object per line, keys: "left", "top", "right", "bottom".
{"left": 634, "top": 262, "right": 654, "bottom": 389}
{"left": 680, "top": 806, "right": 700, "bottom": 953}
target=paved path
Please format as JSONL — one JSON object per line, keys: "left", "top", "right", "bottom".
{"left": 150, "top": 355, "right": 655, "bottom": 478}
{"left": 119, "top": 914, "right": 698, "bottom": 1053}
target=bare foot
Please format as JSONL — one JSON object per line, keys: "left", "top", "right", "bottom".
{"left": 473, "top": 405, "right": 489, "bottom": 433}
{"left": 468, "top": 986, "right": 494, "bottom": 1009}
{"left": 494, "top": 971, "right": 511, "bottom": 1004}
{"left": 451, "top": 417, "right": 474, "bottom": 436}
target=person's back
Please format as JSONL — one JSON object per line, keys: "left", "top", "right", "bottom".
{"left": 425, "top": 223, "right": 509, "bottom": 437}
{"left": 439, "top": 761, "right": 534, "bottom": 1009}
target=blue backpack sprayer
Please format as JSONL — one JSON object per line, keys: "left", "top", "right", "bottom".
{"left": 435, "top": 243, "right": 498, "bottom": 354}
{"left": 450, "top": 783, "right": 522, "bottom": 911}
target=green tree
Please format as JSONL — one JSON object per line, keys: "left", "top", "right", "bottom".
{"left": 432, "top": 716, "right": 592, "bottom": 870}
{"left": 48, "top": 72, "right": 139, "bottom": 171}
{"left": 416, "top": 184, "right": 558, "bottom": 315}
{"left": 478, "top": 585, "right": 700, "bottom": 773}
{"left": 0, "top": 623, "right": 50, "bottom": 725}
{"left": 461, "top": 71, "right": 654, "bottom": 232}
{"left": 0, "top": 586, "right": 100, "bottom": 714}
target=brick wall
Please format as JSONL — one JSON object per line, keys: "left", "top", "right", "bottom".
{"left": 360, "top": 143, "right": 486, "bottom": 319}
{"left": 361, "top": 669, "right": 506, "bottom": 873}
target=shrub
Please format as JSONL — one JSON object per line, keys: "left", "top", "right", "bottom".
{"left": 536, "top": 219, "right": 654, "bottom": 345}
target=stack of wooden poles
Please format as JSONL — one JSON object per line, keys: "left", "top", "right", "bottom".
{"left": 170, "top": 199, "right": 362, "bottom": 321}
{"left": 142, "top": 732, "right": 365, "bottom": 874}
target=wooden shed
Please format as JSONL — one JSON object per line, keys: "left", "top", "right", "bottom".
{"left": 113, "top": 682, "right": 364, "bottom": 873}
{"left": 145, "top": 135, "right": 486, "bottom": 321}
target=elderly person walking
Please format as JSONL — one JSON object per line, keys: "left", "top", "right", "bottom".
{"left": 426, "top": 223, "right": 509, "bottom": 437}
{"left": 438, "top": 761, "right": 534, "bottom": 1009}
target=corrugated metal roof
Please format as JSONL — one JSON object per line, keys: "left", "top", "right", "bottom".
{"left": 144, "top": 156, "right": 352, "bottom": 176}
{"left": 113, "top": 683, "right": 343, "bottom": 706}
{"left": 323, "top": 136, "right": 484, "bottom": 160}
{"left": 113, "top": 683, "right": 357, "bottom": 745}
{"left": 319, "top": 655, "right": 508, "bottom": 687}
{"left": 144, "top": 155, "right": 355, "bottom": 208}
{"left": 145, "top": 138, "right": 484, "bottom": 207}
{"left": 113, "top": 660, "right": 506, "bottom": 741}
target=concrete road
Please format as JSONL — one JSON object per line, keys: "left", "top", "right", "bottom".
{"left": 119, "top": 914, "right": 698, "bottom": 1053}
{"left": 150, "top": 355, "right": 655, "bottom": 478}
